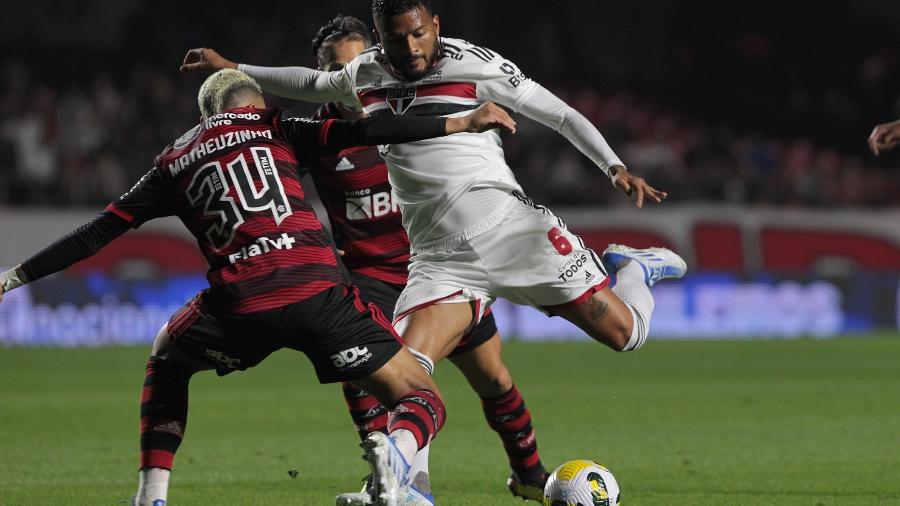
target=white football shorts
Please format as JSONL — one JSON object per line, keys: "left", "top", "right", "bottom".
{"left": 393, "top": 193, "right": 609, "bottom": 327}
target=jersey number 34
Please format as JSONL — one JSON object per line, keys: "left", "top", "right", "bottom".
{"left": 186, "top": 147, "right": 292, "bottom": 251}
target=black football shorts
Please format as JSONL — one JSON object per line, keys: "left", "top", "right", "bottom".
{"left": 164, "top": 283, "right": 402, "bottom": 383}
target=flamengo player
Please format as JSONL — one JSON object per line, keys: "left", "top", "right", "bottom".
{"left": 182, "top": 0, "right": 687, "bottom": 502}
{"left": 304, "top": 15, "right": 551, "bottom": 505}
{"left": 0, "top": 70, "right": 516, "bottom": 506}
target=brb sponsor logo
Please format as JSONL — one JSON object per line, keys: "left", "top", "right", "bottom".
{"left": 205, "top": 349, "right": 241, "bottom": 369}
{"left": 557, "top": 252, "right": 591, "bottom": 282}
{"left": 331, "top": 346, "right": 373, "bottom": 369}
{"left": 228, "top": 233, "right": 297, "bottom": 264}
{"left": 345, "top": 188, "right": 400, "bottom": 220}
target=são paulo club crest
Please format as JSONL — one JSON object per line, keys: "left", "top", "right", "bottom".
{"left": 386, "top": 87, "right": 417, "bottom": 114}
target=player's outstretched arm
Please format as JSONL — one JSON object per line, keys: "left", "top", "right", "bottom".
{"left": 868, "top": 119, "right": 900, "bottom": 155}
{"left": 476, "top": 55, "right": 665, "bottom": 208}
{"left": 446, "top": 102, "right": 517, "bottom": 135}
{"left": 0, "top": 212, "right": 132, "bottom": 303}
{"left": 284, "top": 102, "right": 516, "bottom": 151}
{"left": 517, "top": 85, "right": 666, "bottom": 208}
{"left": 345, "top": 101, "right": 515, "bottom": 146}
{"left": 180, "top": 47, "right": 352, "bottom": 105}
{"left": 0, "top": 167, "right": 171, "bottom": 303}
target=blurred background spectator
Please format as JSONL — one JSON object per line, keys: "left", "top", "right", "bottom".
{"left": 1, "top": 0, "right": 898, "bottom": 208}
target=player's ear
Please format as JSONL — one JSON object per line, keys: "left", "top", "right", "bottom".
{"left": 432, "top": 15, "right": 440, "bottom": 37}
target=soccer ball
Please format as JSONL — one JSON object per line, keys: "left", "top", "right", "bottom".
{"left": 543, "top": 459, "right": 621, "bottom": 506}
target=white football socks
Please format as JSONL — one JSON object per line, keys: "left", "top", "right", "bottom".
{"left": 406, "top": 444, "right": 431, "bottom": 490}
{"left": 611, "top": 261, "right": 654, "bottom": 351}
{"left": 135, "top": 467, "right": 169, "bottom": 505}
{"left": 389, "top": 429, "right": 420, "bottom": 465}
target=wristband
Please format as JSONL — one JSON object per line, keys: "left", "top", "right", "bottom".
{"left": 0, "top": 267, "right": 26, "bottom": 293}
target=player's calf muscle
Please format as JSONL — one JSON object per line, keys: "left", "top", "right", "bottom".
{"left": 449, "top": 335, "right": 513, "bottom": 397}
{"left": 558, "top": 293, "right": 633, "bottom": 351}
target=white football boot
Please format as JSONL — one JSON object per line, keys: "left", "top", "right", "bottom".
{"left": 361, "top": 432, "right": 412, "bottom": 506}
{"left": 335, "top": 471, "right": 434, "bottom": 505}
{"left": 335, "top": 474, "right": 375, "bottom": 506}
{"left": 601, "top": 244, "right": 687, "bottom": 286}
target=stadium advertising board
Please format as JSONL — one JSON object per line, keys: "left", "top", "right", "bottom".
{"left": 1, "top": 206, "right": 898, "bottom": 345}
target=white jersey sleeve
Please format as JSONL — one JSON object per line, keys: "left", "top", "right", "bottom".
{"left": 238, "top": 59, "right": 361, "bottom": 107}
{"left": 475, "top": 55, "right": 624, "bottom": 177}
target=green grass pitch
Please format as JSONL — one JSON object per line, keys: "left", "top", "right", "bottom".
{"left": 2, "top": 335, "right": 900, "bottom": 505}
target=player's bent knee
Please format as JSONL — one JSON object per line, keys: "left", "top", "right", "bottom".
{"left": 150, "top": 324, "right": 172, "bottom": 356}
{"left": 149, "top": 324, "right": 209, "bottom": 375}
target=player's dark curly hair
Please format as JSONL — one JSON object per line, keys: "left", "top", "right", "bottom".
{"left": 371, "top": 0, "right": 433, "bottom": 24}
{"left": 311, "top": 14, "right": 373, "bottom": 62}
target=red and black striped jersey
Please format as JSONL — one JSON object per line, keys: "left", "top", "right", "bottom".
{"left": 108, "top": 107, "right": 344, "bottom": 314}
{"left": 309, "top": 104, "right": 410, "bottom": 284}
{"left": 106, "top": 106, "right": 448, "bottom": 314}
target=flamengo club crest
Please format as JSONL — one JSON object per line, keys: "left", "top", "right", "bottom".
{"left": 386, "top": 87, "right": 417, "bottom": 114}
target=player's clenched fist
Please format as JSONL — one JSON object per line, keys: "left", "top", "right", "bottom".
{"left": 868, "top": 119, "right": 900, "bottom": 156}
{"left": 446, "top": 102, "right": 517, "bottom": 135}
{"left": 180, "top": 48, "right": 237, "bottom": 73}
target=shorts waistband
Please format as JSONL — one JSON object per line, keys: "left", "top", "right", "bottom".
{"left": 411, "top": 197, "right": 518, "bottom": 254}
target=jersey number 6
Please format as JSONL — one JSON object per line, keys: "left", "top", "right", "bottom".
{"left": 547, "top": 227, "right": 573, "bottom": 255}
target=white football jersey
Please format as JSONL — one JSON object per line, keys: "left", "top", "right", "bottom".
{"left": 242, "top": 36, "right": 624, "bottom": 250}
{"left": 334, "top": 38, "right": 539, "bottom": 249}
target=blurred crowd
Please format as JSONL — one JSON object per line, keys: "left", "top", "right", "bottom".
{"left": 0, "top": 62, "right": 196, "bottom": 207}
{"left": 508, "top": 88, "right": 900, "bottom": 207}
{"left": 0, "top": 60, "right": 897, "bottom": 209}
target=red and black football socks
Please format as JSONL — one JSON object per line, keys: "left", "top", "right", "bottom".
{"left": 481, "top": 384, "right": 547, "bottom": 481}
{"left": 342, "top": 382, "right": 389, "bottom": 441}
{"left": 387, "top": 389, "right": 446, "bottom": 451}
{"left": 139, "top": 357, "right": 191, "bottom": 471}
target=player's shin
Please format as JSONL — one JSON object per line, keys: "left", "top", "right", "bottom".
{"left": 482, "top": 384, "right": 547, "bottom": 482}
{"left": 342, "top": 382, "right": 389, "bottom": 441}
{"left": 610, "top": 261, "right": 654, "bottom": 351}
{"left": 387, "top": 388, "right": 445, "bottom": 465}
{"left": 135, "top": 357, "right": 193, "bottom": 506}
{"left": 394, "top": 348, "right": 436, "bottom": 500}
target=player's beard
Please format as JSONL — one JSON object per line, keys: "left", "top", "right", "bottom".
{"left": 392, "top": 43, "right": 439, "bottom": 81}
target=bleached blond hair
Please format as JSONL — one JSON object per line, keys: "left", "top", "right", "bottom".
{"left": 197, "top": 69, "right": 263, "bottom": 118}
